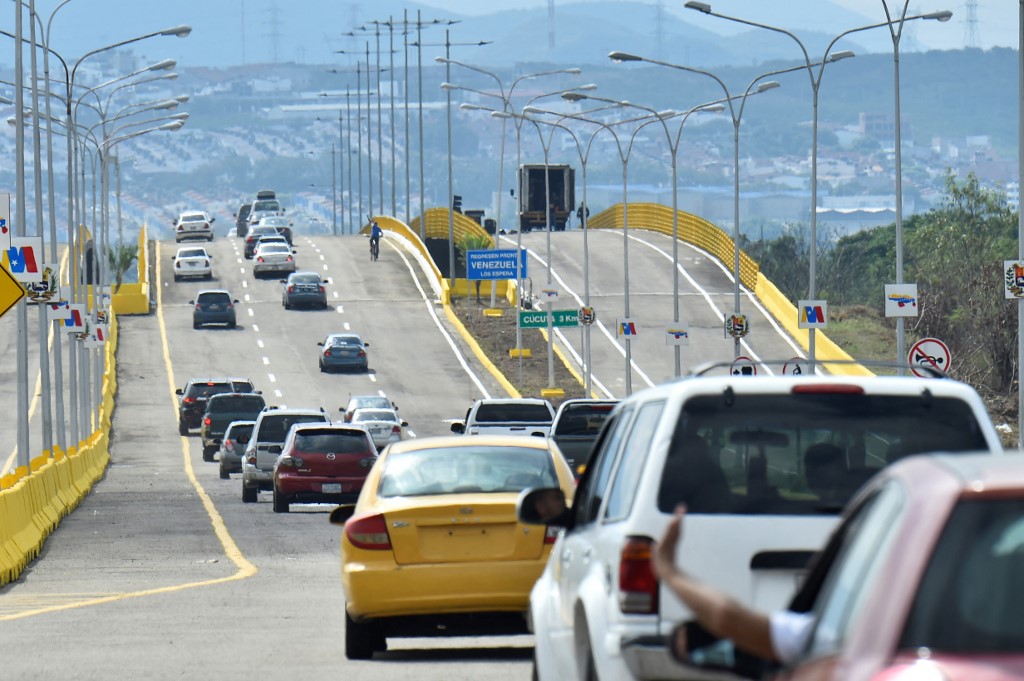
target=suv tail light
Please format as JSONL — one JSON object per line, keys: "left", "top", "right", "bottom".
{"left": 619, "top": 536, "right": 658, "bottom": 614}
{"left": 224, "top": 439, "right": 234, "bottom": 452}
{"left": 183, "top": 396, "right": 196, "bottom": 404}
{"left": 345, "top": 513, "right": 392, "bottom": 550}
{"left": 203, "top": 417, "right": 212, "bottom": 426}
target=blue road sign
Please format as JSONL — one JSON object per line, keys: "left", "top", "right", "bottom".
{"left": 466, "top": 249, "right": 527, "bottom": 280}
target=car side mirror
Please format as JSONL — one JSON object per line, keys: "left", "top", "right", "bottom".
{"left": 318, "top": 342, "right": 325, "bottom": 347}
{"left": 401, "top": 421, "right": 409, "bottom": 427}
{"left": 362, "top": 341, "right": 370, "bottom": 347}
{"left": 187, "top": 300, "right": 195, "bottom": 305}
{"left": 210, "top": 217, "right": 216, "bottom": 222}
{"left": 175, "top": 388, "right": 184, "bottom": 395}
{"left": 233, "top": 299, "right": 240, "bottom": 304}
{"left": 450, "top": 422, "right": 465, "bottom": 434}
{"left": 279, "top": 279, "right": 287, "bottom": 284}
{"left": 170, "top": 255, "right": 176, "bottom": 260}
{"left": 329, "top": 504, "right": 355, "bottom": 525}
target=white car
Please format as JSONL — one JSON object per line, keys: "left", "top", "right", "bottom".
{"left": 174, "top": 210, "right": 215, "bottom": 242}
{"left": 252, "top": 242, "right": 296, "bottom": 278}
{"left": 517, "top": 364, "right": 1004, "bottom": 681}
{"left": 348, "top": 407, "right": 407, "bottom": 450}
{"left": 171, "top": 246, "right": 213, "bottom": 281}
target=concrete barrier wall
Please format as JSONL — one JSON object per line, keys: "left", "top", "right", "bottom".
{"left": 0, "top": 291, "right": 122, "bottom": 585}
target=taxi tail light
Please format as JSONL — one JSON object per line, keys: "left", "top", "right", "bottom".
{"left": 345, "top": 513, "right": 392, "bottom": 550}
{"left": 619, "top": 536, "right": 658, "bottom": 614}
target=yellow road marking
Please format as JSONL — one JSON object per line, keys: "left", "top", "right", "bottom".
{"left": 0, "top": 243, "right": 257, "bottom": 621}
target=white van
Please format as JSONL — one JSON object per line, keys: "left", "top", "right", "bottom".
{"left": 518, "top": 366, "right": 1003, "bottom": 681}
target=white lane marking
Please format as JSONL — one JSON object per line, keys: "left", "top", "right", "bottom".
{"left": 247, "top": 308, "right": 254, "bottom": 317}
{"left": 344, "top": 322, "right": 351, "bottom": 330}
{"left": 369, "top": 374, "right": 377, "bottom": 383}
{"left": 322, "top": 264, "right": 329, "bottom": 272}
{"left": 274, "top": 389, "right": 282, "bottom": 398}
{"left": 257, "top": 340, "right": 265, "bottom": 349}
{"left": 320, "top": 254, "right": 325, "bottom": 261}
{"left": 241, "top": 281, "right": 248, "bottom": 289}
{"left": 262, "top": 357, "right": 270, "bottom": 365}
{"left": 244, "top": 294, "right": 251, "bottom": 302}
{"left": 252, "top": 324, "right": 260, "bottom": 333}
{"left": 268, "top": 374, "right": 277, "bottom": 383}
{"left": 390, "top": 242, "right": 491, "bottom": 398}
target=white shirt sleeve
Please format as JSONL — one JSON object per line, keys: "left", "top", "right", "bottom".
{"left": 769, "top": 610, "right": 815, "bottom": 665}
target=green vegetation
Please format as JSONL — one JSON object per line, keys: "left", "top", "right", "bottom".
{"left": 754, "top": 172, "right": 1017, "bottom": 405}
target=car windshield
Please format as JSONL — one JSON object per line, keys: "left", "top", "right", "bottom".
{"left": 656, "top": 393, "right": 991, "bottom": 516}
{"left": 352, "top": 409, "right": 397, "bottom": 423}
{"left": 292, "top": 430, "right": 373, "bottom": 454}
{"left": 377, "top": 445, "right": 559, "bottom": 497}
{"left": 898, "top": 497, "right": 1024, "bottom": 653}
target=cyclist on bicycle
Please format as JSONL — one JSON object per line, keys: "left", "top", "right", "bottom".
{"left": 369, "top": 221, "right": 383, "bottom": 260}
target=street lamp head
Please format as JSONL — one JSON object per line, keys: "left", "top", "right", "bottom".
{"left": 657, "top": 109, "right": 677, "bottom": 118}
{"left": 148, "top": 59, "right": 177, "bottom": 72}
{"left": 700, "top": 103, "right": 726, "bottom": 114}
{"left": 434, "top": 56, "right": 449, "bottom": 64}
{"left": 925, "top": 10, "right": 953, "bottom": 21}
{"left": 169, "top": 112, "right": 189, "bottom": 120}
{"left": 756, "top": 81, "right": 781, "bottom": 93}
{"left": 562, "top": 92, "right": 589, "bottom": 102}
{"left": 829, "top": 50, "right": 855, "bottom": 62}
{"left": 160, "top": 25, "right": 193, "bottom": 38}
{"left": 522, "top": 105, "right": 546, "bottom": 114}
{"left": 160, "top": 120, "right": 185, "bottom": 131}
{"left": 684, "top": 1, "right": 712, "bottom": 13}
{"left": 491, "top": 111, "right": 513, "bottom": 119}
{"left": 175, "top": 95, "right": 189, "bottom": 103}
{"left": 154, "top": 99, "right": 179, "bottom": 110}
{"left": 564, "top": 67, "right": 582, "bottom": 75}
{"left": 608, "top": 51, "right": 642, "bottom": 63}
{"left": 577, "top": 83, "right": 598, "bottom": 91}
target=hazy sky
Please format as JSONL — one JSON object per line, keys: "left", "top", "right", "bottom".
{"left": 426, "top": 0, "right": 1018, "bottom": 52}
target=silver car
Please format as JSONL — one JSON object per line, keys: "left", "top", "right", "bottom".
{"left": 218, "top": 420, "right": 255, "bottom": 479}
{"left": 252, "top": 242, "right": 297, "bottom": 278}
{"left": 348, "top": 407, "right": 407, "bottom": 451}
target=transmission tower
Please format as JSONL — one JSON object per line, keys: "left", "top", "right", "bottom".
{"left": 265, "top": 2, "right": 283, "bottom": 63}
{"left": 963, "top": 0, "right": 979, "bottom": 49}
{"left": 655, "top": 0, "right": 665, "bottom": 59}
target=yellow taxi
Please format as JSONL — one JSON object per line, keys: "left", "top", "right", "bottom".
{"left": 328, "top": 434, "right": 576, "bottom": 660}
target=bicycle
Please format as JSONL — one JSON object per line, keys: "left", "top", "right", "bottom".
{"left": 369, "top": 236, "right": 380, "bottom": 261}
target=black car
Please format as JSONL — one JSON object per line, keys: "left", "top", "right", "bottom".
{"left": 199, "top": 392, "right": 267, "bottom": 461}
{"left": 282, "top": 271, "right": 329, "bottom": 309}
{"left": 191, "top": 290, "right": 238, "bottom": 329}
{"left": 234, "top": 203, "right": 252, "bottom": 237}
{"left": 244, "top": 225, "right": 280, "bottom": 258}
{"left": 176, "top": 378, "right": 258, "bottom": 435}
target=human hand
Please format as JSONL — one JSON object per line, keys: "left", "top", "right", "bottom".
{"left": 652, "top": 504, "right": 687, "bottom": 580}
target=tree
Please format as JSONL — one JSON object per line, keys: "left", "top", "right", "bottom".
{"left": 456, "top": 233, "right": 494, "bottom": 303}
{"left": 107, "top": 241, "right": 139, "bottom": 294}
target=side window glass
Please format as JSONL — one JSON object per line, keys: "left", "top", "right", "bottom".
{"left": 573, "top": 404, "right": 635, "bottom": 526}
{"left": 805, "top": 480, "right": 905, "bottom": 658}
{"left": 604, "top": 400, "right": 664, "bottom": 522}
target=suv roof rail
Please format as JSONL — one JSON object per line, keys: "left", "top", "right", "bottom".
{"left": 687, "top": 359, "right": 949, "bottom": 379}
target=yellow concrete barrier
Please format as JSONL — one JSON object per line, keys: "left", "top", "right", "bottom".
{"left": 0, "top": 491, "right": 23, "bottom": 582}
{"left": 6, "top": 480, "right": 43, "bottom": 564}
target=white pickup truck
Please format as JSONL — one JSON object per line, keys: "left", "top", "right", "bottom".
{"left": 450, "top": 398, "right": 556, "bottom": 437}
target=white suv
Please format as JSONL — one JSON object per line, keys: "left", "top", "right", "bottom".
{"left": 241, "top": 406, "right": 330, "bottom": 503}
{"left": 518, "top": 363, "right": 1003, "bottom": 681}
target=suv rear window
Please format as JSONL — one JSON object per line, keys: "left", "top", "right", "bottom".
{"left": 209, "top": 395, "right": 265, "bottom": 411}
{"left": 293, "top": 430, "right": 373, "bottom": 454}
{"left": 475, "top": 403, "right": 552, "bottom": 423}
{"left": 657, "top": 393, "right": 990, "bottom": 516}
{"left": 258, "top": 413, "right": 328, "bottom": 442}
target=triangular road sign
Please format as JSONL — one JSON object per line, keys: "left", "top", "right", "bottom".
{"left": 0, "top": 259, "right": 26, "bottom": 319}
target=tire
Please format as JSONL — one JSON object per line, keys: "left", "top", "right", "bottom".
{"left": 345, "top": 611, "right": 385, "bottom": 660}
{"left": 575, "top": 618, "right": 600, "bottom": 681}
{"left": 173, "top": 274, "right": 181, "bottom": 282}
{"left": 272, "top": 487, "right": 289, "bottom": 513}
{"left": 321, "top": 301, "right": 329, "bottom": 310}
{"left": 283, "top": 299, "right": 291, "bottom": 310}
{"left": 228, "top": 321, "right": 237, "bottom": 329}
{"left": 178, "top": 421, "right": 189, "bottom": 436}
{"left": 219, "top": 466, "right": 230, "bottom": 480}
{"left": 193, "top": 321, "right": 201, "bottom": 330}
{"left": 242, "top": 483, "right": 257, "bottom": 503}
{"left": 202, "top": 445, "right": 216, "bottom": 462}
{"left": 319, "top": 362, "right": 327, "bottom": 373}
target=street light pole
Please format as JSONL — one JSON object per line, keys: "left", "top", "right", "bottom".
{"left": 331, "top": 143, "right": 338, "bottom": 235}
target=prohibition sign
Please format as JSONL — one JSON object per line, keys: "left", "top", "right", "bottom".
{"left": 908, "top": 337, "right": 951, "bottom": 377}
{"left": 731, "top": 356, "right": 757, "bottom": 376}
{"left": 783, "top": 357, "right": 807, "bottom": 375}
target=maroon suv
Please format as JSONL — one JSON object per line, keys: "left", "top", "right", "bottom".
{"left": 270, "top": 423, "right": 378, "bottom": 513}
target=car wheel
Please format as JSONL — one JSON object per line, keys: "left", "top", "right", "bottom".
{"left": 205, "top": 272, "right": 213, "bottom": 280}
{"left": 202, "top": 445, "right": 217, "bottom": 462}
{"left": 228, "top": 320, "right": 237, "bottom": 329}
{"left": 193, "top": 321, "right": 201, "bottom": 330}
{"left": 178, "top": 421, "right": 189, "bottom": 436}
{"left": 319, "top": 362, "right": 326, "bottom": 373}
{"left": 173, "top": 274, "right": 181, "bottom": 282}
{"left": 345, "top": 611, "right": 385, "bottom": 660}
{"left": 242, "top": 484, "right": 257, "bottom": 503}
{"left": 575, "top": 617, "right": 599, "bottom": 681}
{"left": 272, "top": 487, "right": 289, "bottom": 513}
{"left": 321, "top": 301, "right": 329, "bottom": 310}
{"left": 283, "top": 300, "right": 291, "bottom": 310}
{"left": 219, "top": 466, "right": 230, "bottom": 480}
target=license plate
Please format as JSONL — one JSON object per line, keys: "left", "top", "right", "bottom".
{"left": 322, "top": 483, "right": 342, "bottom": 493}
{"left": 208, "top": 304, "right": 222, "bottom": 311}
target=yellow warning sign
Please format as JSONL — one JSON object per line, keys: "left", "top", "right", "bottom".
{"left": 0, "top": 259, "right": 26, "bottom": 319}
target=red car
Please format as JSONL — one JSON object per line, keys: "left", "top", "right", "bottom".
{"left": 271, "top": 423, "right": 378, "bottom": 513}
{"left": 626, "top": 453, "right": 1024, "bottom": 681}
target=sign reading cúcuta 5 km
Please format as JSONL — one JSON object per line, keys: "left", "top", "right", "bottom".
{"left": 466, "top": 249, "right": 528, "bottom": 280}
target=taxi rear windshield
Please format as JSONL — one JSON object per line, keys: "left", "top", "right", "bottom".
{"left": 657, "top": 393, "right": 990, "bottom": 516}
